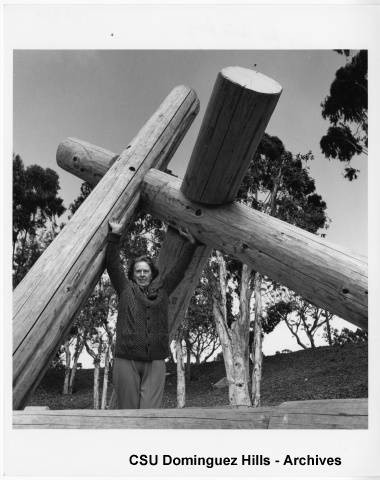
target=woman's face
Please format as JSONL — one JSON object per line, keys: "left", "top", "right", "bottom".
{"left": 133, "top": 261, "right": 153, "bottom": 287}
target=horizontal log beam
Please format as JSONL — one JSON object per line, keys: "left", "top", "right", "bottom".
{"left": 13, "top": 398, "right": 367, "bottom": 429}
{"left": 141, "top": 169, "right": 368, "bottom": 330}
{"left": 12, "top": 86, "right": 199, "bottom": 410}
{"left": 56, "top": 138, "right": 116, "bottom": 183}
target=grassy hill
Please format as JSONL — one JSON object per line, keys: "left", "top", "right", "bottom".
{"left": 26, "top": 343, "right": 367, "bottom": 409}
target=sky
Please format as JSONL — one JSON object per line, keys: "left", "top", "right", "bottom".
{"left": 13, "top": 49, "right": 367, "bottom": 357}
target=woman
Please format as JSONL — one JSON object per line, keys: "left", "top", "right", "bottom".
{"left": 106, "top": 219, "right": 198, "bottom": 409}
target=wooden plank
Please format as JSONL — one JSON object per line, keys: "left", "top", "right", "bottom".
{"left": 13, "top": 399, "right": 367, "bottom": 429}
{"left": 12, "top": 86, "right": 199, "bottom": 410}
{"left": 13, "top": 407, "right": 271, "bottom": 429}
{"left": 24, "top": 406, "right": 50, "bottom": 411}
{"left": 268, "top": 398, "right": 368, "bottom": 429}
{"left": 277, "top": 398, "right": 368, "bottom": 414}
{"left": 140, "top": 169, "right": 368, "bottom": 330}
{"left": 181, "top": 67, "right": 282, "bottom": 204}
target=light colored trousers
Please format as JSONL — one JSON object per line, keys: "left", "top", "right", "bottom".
{"left": 113, "top": 357, "right": 166, "bottom": 409}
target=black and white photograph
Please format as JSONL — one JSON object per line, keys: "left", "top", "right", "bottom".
{"left": 3, "top": 3, "right": 380, "bottom": 479}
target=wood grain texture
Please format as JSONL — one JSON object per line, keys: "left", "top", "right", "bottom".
{"left": 56, "top": 138, "right": 115, "bottom": 184}
{"left": 154, "top": 228, "right": 212, "bottom": 338}
{"left": 181, "top": 67, "right": 282, "bottom": 204}
{"left": 141, "top": 169, "right": 368, "bottom": 330}
{"left": 13, "top": 398, "right": 367, "bottom": 429}
{"left": 268, "top": 398, "right": 368, "bottom": 429}
{"left": 12, "top": 86, "right": 199, "bottom": 410}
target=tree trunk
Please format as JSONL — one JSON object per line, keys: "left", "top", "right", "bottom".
{"left": 109, "top": 389, "right": 117, "bottom": 410}
{"left": 101, "top": 344, "right": 111, "bottom": 409}
{"left": 212, "top": 251, "right": 251, "bottom": 407}
{"left": 176, "top": 338, "right": 186, "bottom": 408}
{"left": 185, "top": 337, "right": 191, "bottom": 382}
{"left": 284, "top": 318, "right": 309, "bottom": 349}
{"left": 93, "top": 359, "right": 100, "bottom": 410}
{"left": 12, "top": 85, "right": 199, "bottom": 410}
{"left": 68, "top": 336, "right": 84, "bottom": 394}
{"left": 325, "top": 311, "right": 333, "bottom": 346}
{"left": 308, "top": 331, "right": 316, "bottom": 348}
{"left": 238, "top": 263, "right": 252, "bottom": 383}
{"left": 62, "top": 339, "right": 71, "bottom": 395}
{"left": 251, "top": 272, "right": 263, "bottom": 407}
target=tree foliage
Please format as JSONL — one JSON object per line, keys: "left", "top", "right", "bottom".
{"left": 182, "top": 282, "right": 220, "bottom": 364}
{"left": 12, "top": 154, "right": 65, "bottom": 286}
{"left": 320, "top": 50, "right": 368, "bottom": 180}
{"left": 266, "top": 291, "right": 331, "bottom": 349}
{"left": 324, "top": 326, "right": 368, "bottom": 346}
{"left": 238, "top": 134, "right": 328, "bottom": 234}
{"left": 236, "top": 134, "right": 330, "bottom": 353}
{"left": 13, "top": 154, "right": 65, "bottom": 242}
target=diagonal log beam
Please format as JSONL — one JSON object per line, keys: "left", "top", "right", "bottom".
{"left": 12, "top": 86, "right": 199, "bottom": 410}
{"left": 140, "top": 169, "right": 368, "bottom": 330}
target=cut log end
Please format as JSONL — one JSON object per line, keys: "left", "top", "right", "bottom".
{"left": 181, "top": 66, "right": 282, "bottom": 205}
{"left": 222, "top": 66, "right": 282, "bottom": 95}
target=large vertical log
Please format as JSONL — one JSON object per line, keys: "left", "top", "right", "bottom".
{"left": 13, "top": 85, "right": 199, "bottom": 409}
{"left": 181, "top": 67, "right": 282, "bottom": 204}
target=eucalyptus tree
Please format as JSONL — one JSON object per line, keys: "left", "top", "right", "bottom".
{"left": 210, "top": 133, "right": 329, "bottom": 406}
{"left": 320, "top": 50, "right": 367, "bottom": 180}
{"left": 12, "top": 154, "right": 65, "bottom": 286}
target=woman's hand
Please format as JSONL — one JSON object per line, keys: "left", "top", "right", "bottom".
{"left": 108, "top": 219, "right": 123, "bottom": 235}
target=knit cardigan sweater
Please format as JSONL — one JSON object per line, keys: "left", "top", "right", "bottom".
{"left": 106, "top": 231, "right": 197, "bottom": 362}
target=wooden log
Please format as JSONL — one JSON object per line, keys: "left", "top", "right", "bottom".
{"left": 13, "top": 398, "right": 367, "bottom": 429}
{"left": 268, "top": 398, "right": 368, "bottom": 429}
{"left": 56, "top": 138, "right": 116, "bottom": 183}
{"left": 13, "top": 407, "right": 271, "bottom": 429}
{"left": 181, "top": 67, "right": 282, "bottom": 204}
{"left": 140, "top": 169, "right": 368, "bottom": 330}
{"left": 12, "top": 86, "right": 199, "bottom": 410}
